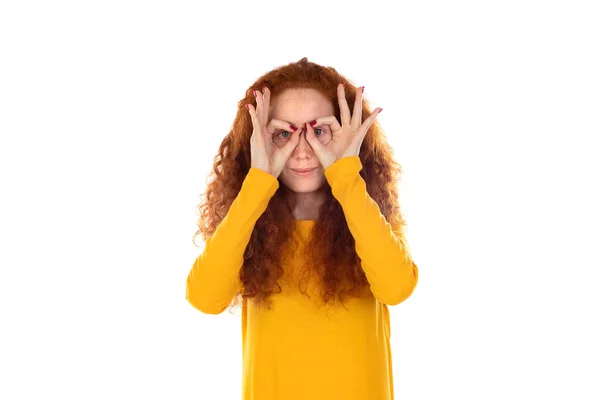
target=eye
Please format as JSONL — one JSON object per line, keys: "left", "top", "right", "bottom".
{"left": 278, "top": 130, "right": 292, "bottom": 139}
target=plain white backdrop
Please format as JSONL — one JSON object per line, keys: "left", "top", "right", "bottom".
{"left": 1, "top": 0, "right": 599, "bottom": 398}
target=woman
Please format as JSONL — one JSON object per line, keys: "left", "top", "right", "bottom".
{"left": 186, "top": 57, "right": 419, "bottom": 400}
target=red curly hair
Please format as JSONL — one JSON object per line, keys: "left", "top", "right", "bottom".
{"left": 193, "top": 57, "right": 407, "bottom": 313}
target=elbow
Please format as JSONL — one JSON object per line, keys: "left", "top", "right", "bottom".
{"left": 186, "top": 281, "right": 229, "bottom": 315}
{"left": 377, "top": 260, "right": 419, "bottom": 306}
{"left": 186, "top": 292, "right": 228, "bottom": 315}
{"left": 382, "top": 281, "right": 417, "bottom": 306}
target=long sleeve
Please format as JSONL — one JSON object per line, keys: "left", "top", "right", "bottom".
{"left": 186, "top": 168, "right": 280, "bottom": 314}
{"left": 324, "top": 156, "right": 419, "bottom": 306}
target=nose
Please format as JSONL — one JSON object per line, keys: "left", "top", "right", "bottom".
{"left": 292, "top": 127, "right": 313, "bottom": 158}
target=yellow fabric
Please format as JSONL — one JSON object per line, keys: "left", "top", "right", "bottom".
{"left": 186, "top": 156, "right": 419, "bottom": 399}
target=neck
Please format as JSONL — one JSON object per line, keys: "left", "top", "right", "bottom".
{"left": 292, "top": 190, "right": 325, "bottom": 221}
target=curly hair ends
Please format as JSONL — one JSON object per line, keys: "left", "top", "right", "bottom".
{"left": 192, "top": 57, "right": 406, "bottom": 313}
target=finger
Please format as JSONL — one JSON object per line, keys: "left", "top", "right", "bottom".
{"left": 303, "top": 122, "right": 325, "bottom": 156}
{"left": 337, "top": 83, "right": 351, "bottom": 126}
{"left": 253, "top": 88, "right": 264, "bottom": 122}
{"left": 309, "top": 115, "right": 341, "bottom": 132}
{"left": 351, "top": 86, "right": 364, "bottom": 128}
{"left": 266, "top": 118, "right": 299, "bottom": 134}
{"left": 357, "top": 108, "right": 382, "bottom": 141}
{"left": 262, "top": 86, "right": 271, "bottom": 122}
{"left": 281, "top": 125, "right": 303, "bottom": 158}
{"left": 246, "top": 104, "right": 264, "bottom": 142}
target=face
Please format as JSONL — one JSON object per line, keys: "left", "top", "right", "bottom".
{"left": 269, "top": 88, "right": 334, "bottom": 194}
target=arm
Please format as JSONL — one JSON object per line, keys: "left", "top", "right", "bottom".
{"left": 324, "top": 156, "right": 419, "bottom": 306}
{"left": 186, "top": 168, "right": 279, "bottom": 314}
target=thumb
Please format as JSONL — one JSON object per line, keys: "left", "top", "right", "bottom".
{"left": 303, "top": 122, "right": 325, "bottom": 157}
{"left": 281, "top": 125, "right": 303, "bottom": 159}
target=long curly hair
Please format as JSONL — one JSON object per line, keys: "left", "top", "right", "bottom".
{"left": 193, "top": 57, "right": 407, "bottom": 313}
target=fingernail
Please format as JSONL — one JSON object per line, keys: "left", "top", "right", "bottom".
{"left": 309, "top": 120, "right": 317, "bottom": 127}
{"left": 379, "top": 108, "right": 383, "bottom": 113}
{"left": 290, "top": 125, "right": 298, "bottom": 131}
{"left": 253, "top": 90, "right": 257, "bottom": 97}
{"left": 245, "top": 104, "right": 249, "bottom": 109}
{"left": 340, "top": 82, "right": 344, "bottom": 86}
{"left": 359, "top": 86, "right": 364, "bottom": 93}
{"left": 263, "top": 86, "right": 267, "bottom": 91}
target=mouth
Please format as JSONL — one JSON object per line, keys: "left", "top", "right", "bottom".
{"left": 291, "top": 167, "right": 317, "bottom": 176}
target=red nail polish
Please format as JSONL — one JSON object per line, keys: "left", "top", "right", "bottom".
{"left": 360, "top": 86, "right": 365, "bottom": 93}
{"left": 245, "top": 104, "right": 249, "bottom": 109}
{"left": 253, "top": 90, "right": 257, "bottom": 97}
{"left": 379, "top": 108, "right": 383, "bottom": 113}
{"left": 290, "top": 125, "right": 298, "bottom": 131}
{"left": 309, "top": 120, "right": 317, "bottom": 127}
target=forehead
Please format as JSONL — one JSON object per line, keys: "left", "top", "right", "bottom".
{"left": 269, "top": 88, "right": 334, "bottom": 124}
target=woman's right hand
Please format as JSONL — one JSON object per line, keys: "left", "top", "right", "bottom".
{"left": 247, "top": 86, "right": 302, "bottom": 178}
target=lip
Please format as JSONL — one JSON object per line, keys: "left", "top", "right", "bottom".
{"left": 291, "top": 167, "right": 317, "bottom": 176}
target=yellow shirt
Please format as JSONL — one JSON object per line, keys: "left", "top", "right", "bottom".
{"left": 186, "top": 156, "right": 419, "bottom": 399}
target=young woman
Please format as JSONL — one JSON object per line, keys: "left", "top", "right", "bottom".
{"left": 186, "top": 57, "right": 419, "bottom": 400}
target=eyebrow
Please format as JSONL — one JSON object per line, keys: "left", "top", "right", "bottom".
{"left": 281, "top": 120, "right": 327, "bottom": 127}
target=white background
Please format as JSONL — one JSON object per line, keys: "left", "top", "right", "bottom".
{"left": 1, "top": 0, "right": 599, "bottom": 399}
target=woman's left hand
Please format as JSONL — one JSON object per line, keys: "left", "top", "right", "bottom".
{"left": 304, "top": 83, "right": 382, "bottom": 170}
